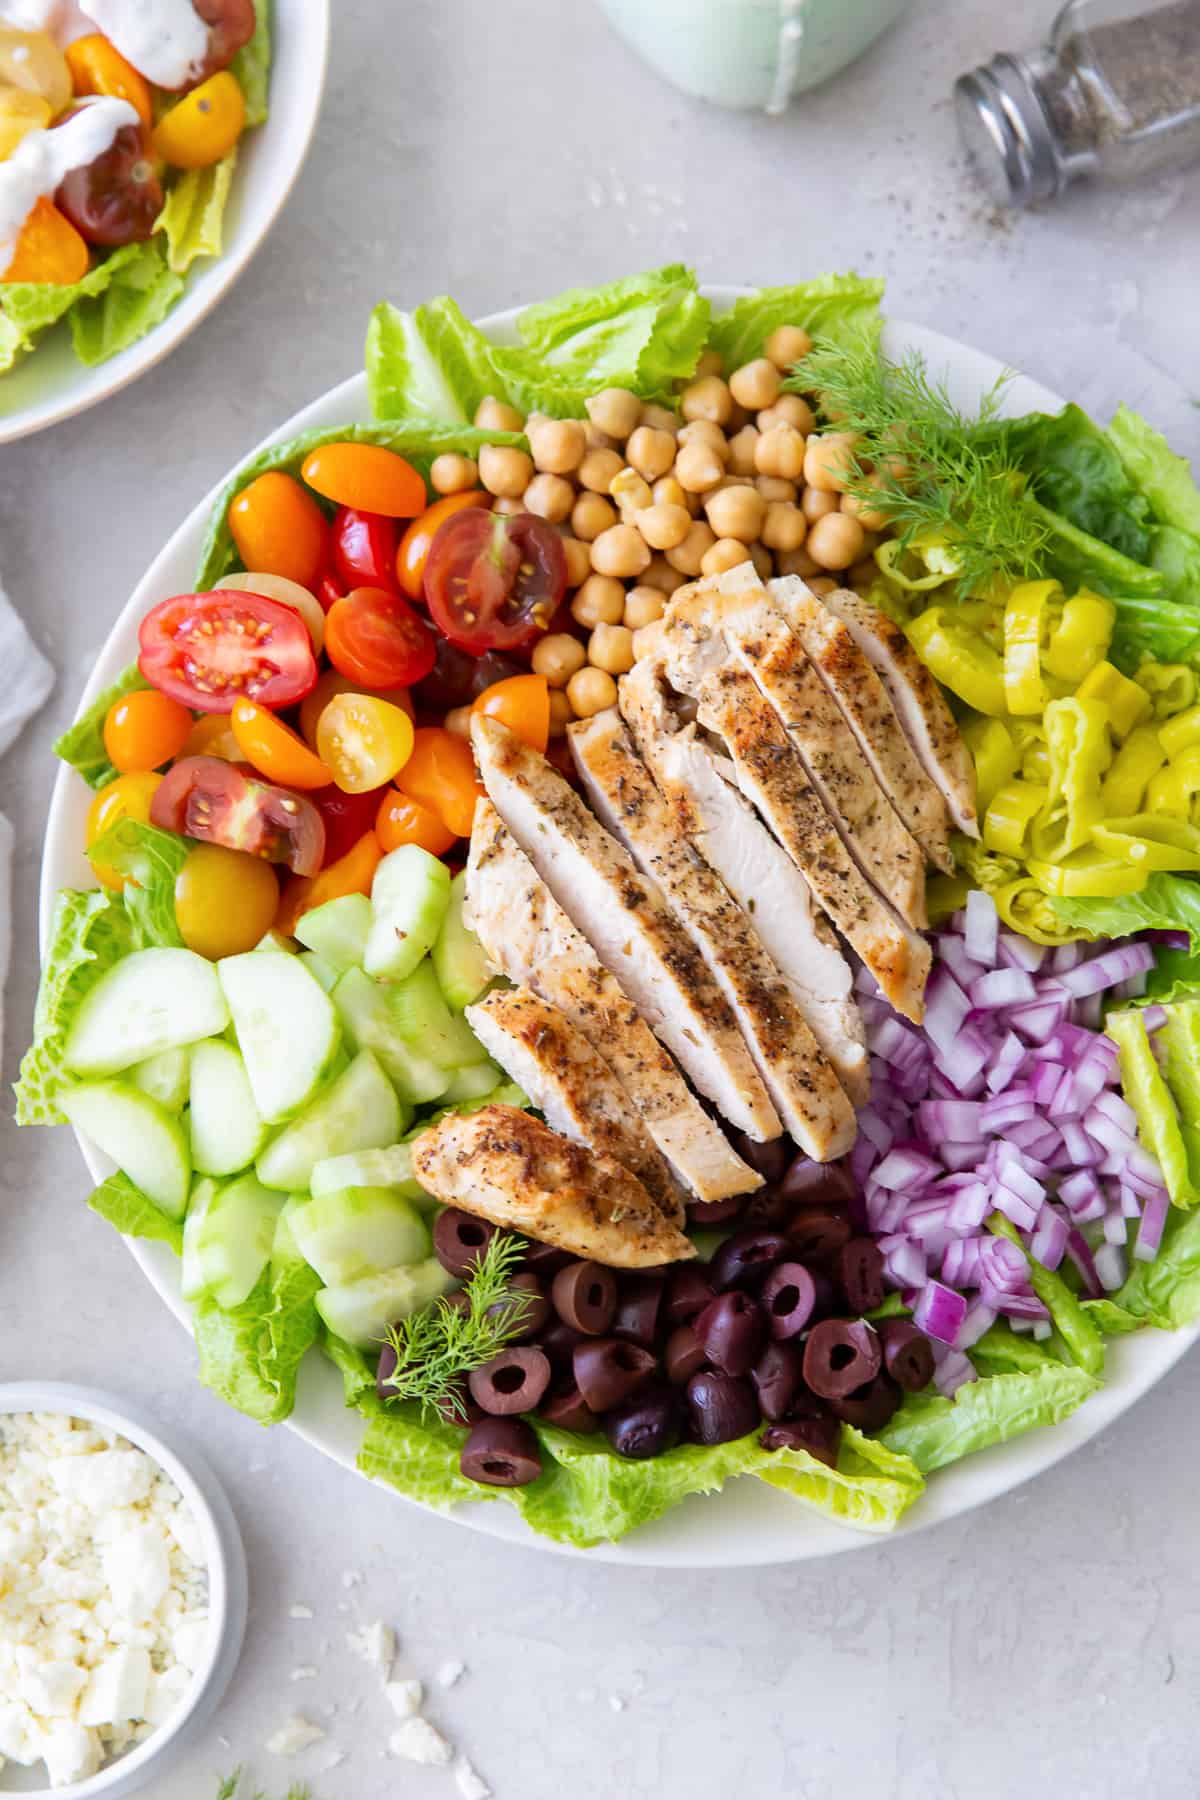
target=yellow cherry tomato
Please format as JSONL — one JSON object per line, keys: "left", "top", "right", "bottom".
{"left": 64, "top": 34, "right": 152, "bottom": 131}
{"left": 300, "top": 443, "right": 426, "bottom": 518}
{"left": 3, "top": 197, "right": 88, "bottom": 284}
{"left": 86, "top": 772, "right": 162, "bottom": 890}
{"left": 298, "top": 668, "right": 412, "bottom": 750}
{"left": 0, "top": 28, "right": 71, "bottom": 113}
{"left": 230, "top": 698, "right": 332, "bottom": 790}
{"left": 0, "top": 87, "right": 50, "bottom": 159}
{"left": 103, "top": 689, "right": 192, "bottom": 774}
{"left": 214, "top": 570, "right": 325, "bottom": 657}
{"left": 316, "top": 693, "right": 414, "bottom": 794}
{"left": 152, "top": 70, "right": 245, "bottom": 169}
{"left": 174, "top": 842, "right": 280, "bottom": 960}
{"left": 180, "top": 712, "right": 240, "bottom": 762}
{"left": 276, "top": 830, "right": 382, "bottom": 936}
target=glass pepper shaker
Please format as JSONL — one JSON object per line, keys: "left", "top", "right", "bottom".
{"left": 955, "top": 0, "right": 1200, "bottom": 206}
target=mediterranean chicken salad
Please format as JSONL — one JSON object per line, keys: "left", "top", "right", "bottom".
{"left": 18, "top": 265, "right": 1200, "bottom": 1548}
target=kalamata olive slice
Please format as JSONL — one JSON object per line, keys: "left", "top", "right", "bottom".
{"left": 460, "top": 1417, "right": 542, "bottom": 1487}
{"left": 878, "top": 1319, "right": 936, "bottom": 1393}
{"left": 760, "top": 1261, "right": 817, "bottom": 1340}
{"left": 663, "top": 1324, "right": 707, "bottom": 1386}
{"left": 664, "top": 1264, "right": 716, "bottom": 1326}
{"left": 760, "top": 1414, "right": 841, "bottom": 1469}
{"left": 434, "top": 1378, "right": 483, "bottom": 1428}
{"left": 488, "top": 1272, "right": 550, "bottom": 1343}
{"left": 730, "top": 1130, "right": 792, "bottom": 1183}
{"left": 837, "top": 1236, "right": 886, "bottom": 1314}
{"left": 788, "top": 1205, "right": 853, "bottom": 1264}
{"left": 780, "top": 1154, "right": 857, "bottom": 1208}
{"left": 523, "top": 1239, "right": 573, "bottom": 1279}
{"left": 741, "top": 1185, "right": 793, "bottom": 1230}
{"left": 686, "top": 1194, "right": 745, "bottom": 1230}
{"left": 467, "top": 1345, "right": 551, "bottom": 1416}
{"left": 433, "top": 1208, "right": 497, "bottom": 1278}
{"left": 832, "top": 1372, "right": 901, "bottom": 1432}
{"left": 603, "top": 1383, "right": 681, "bottom": 1460}
{"left": 376, "top": 1338, "right": 399, "bottom": 1402}
{"left": 573, "top": 1337, "right": 657, "bottom": 1413}
{"left": 686, "top": 1370, "right": 760, "bottom": 1445}
{"left": 612, "top": 1273, "right": 665, "bottom": 1347}
{"left": 552, "top": 1260, "right": 618, "bottom": 1335}
{"left": 694, "top": 1290, "right": 766, "bottom": 1377}
{"left": 709, "top": 1228, "right": 791, "bottom": 1293}
{"left": 751, "top": 1340, "right": 804, "bottom": 1422}
{"left": 57, "top": 124, "right": 162, "bottom": 247}
{"left": 538, "top": 1385, "right": 598, "bottom": 1433}
{"left": 802, "top": 1319, "right": 882, "bottom": 1400}
{"left": 537, "top": 1319, "right": 584, "bottom": 1373}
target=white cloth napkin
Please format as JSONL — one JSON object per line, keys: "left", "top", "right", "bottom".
{"left": 0, "top": 582, "right": 55, "bottom": 1058}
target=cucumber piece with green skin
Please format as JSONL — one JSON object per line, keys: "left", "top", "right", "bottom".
{"left": 60, "top": 1079, "right": 192, "bottom": 1219}
{"left": 129, "top": 1046, "right": 191, "bottom": 1112}
{"left": 64, "top": 948, "right": 229, "bottom": 1077}
{"left": 217, "top": 950, "right": 341, "bottom": 1123}
{"left": 433, "top": 870, "right": 494, "bottom": 1010}
{"left": 314, "top": 1258, "right": 455, "bottom": 1349}
{"left": 310, "top": 1143, "right": 429, "bottom": 1205}
{"left": 295, "top": 893, "right": 373, "bottom": 973}
{"left": 255, "top": 930, "right": 296, "bottom": 954}
{"left": 189, "top": 1039, "right": 266, "bottom": 1177}
{"left": 439, "top": 1060, "right": 503, "bottom": 1104}
{"left": 272, "top": 1196, "right": 310, "bottom": 1269}
{"left": 289, "top": 1186, "right": 431, "bottom": 1285}
{"left": 388, "top": 958, "right": 485, "bottom": 1070}
{"left": 181, "top": 1177, "right": 221, "bottom": 1301}
{"left": 364, "top": 845, "right": 451, "bottom": 981}
{"left": 299, "top": 951, "right": 339, "bottom": 994}
{"left": 332, "top": 967, "right": 448, "bottom": 1105}
{"left": 256, "top": 1049, "right": 403, "bottom": 1191}
{"left": 180, "top": 1171, "right": 284, "bottom": 1309}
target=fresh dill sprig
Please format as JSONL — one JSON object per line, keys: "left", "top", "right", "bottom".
{"left": 214, "top": 1774, "right": 311, "bottom": 1800}
{"left": 787, "top": 335, "right": 1050, "bottom": 597}
{"left": 380, "top": 1229, "right": 531, "bottom": 1423}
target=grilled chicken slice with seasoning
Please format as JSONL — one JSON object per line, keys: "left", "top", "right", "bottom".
{"left": 619, "top": 658, "right": 868, "bottom": 1105}
{"left": 768, "top": 576, "right": 954, "bottom": 874}
{"left": 465, "top": 986, "right": 684, "bottom": 1215}
{"left": 411, "top": 1105, "right": 695, "bottom": 1268}
{"left": 466, "top": 804, "right": 758, "bottom": 1206}
{"left": 568, "top": 708, "right": 855, "bottom": 1161}
{"left": 820, "top": 586, "right": 978, "bottom": 837}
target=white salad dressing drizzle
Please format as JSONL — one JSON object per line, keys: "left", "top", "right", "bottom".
{"left": 0, "top": 94, "right": 137, "bottom": 274}
{"left": 0, "top": 0, "right": 62, "bottom": 30}
{"left": 78, "top": 0, "right": 208, "bottom": 88}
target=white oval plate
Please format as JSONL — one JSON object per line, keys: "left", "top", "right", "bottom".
{"left": 40, "top": 289, "right": 1200, "bottom": 1565}
{"left": 0, "top": 0, "right": 330, "bottom": 445}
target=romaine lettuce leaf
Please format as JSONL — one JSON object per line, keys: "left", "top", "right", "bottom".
{"left": 194, "top": 1256, "right": 323, "bottom": 1426}
{"left": 988, "top": 1214, "right": 1104, "bottom": 1375}
{"left": 1154, "top": 1003, "right": 1200, "bottom": 1187}
{"left": 366, "top": 296, "right": 502, "bottom": 423}
{"left": 1108, "top": 404, "right": 1200, "bottom": 538}
{"left": 15, "top": 888, "right": 133, "bottom": 1126}
{"left": 87, "top": 819, "right": 188, "bottom": 949}
{"left": 88, "top": 1170, "right": 184, "bottom": 1255}
{"left": 321, "top": 1331, "right": 377, "bottom": 1409}
{"left": 156, "top": 152, "right": 237, "bottom": 275}
{"left": 68, "top": 239, "right": 184, "bottom": 367}
{"left": 969, "top": 1321, "right": 1069, "bottom": 1376}
{"left": 1085, "top": 1204, "right": 1200, "bottom": 1334}
{"left": 1051, "top": 872, "right": 1200, "bottom": 948}
{"left": 0, "top": 242, "right": 147, "bottom": 361}
{"left": 707, "top": 272, "right": 884, "bottom": 370}
{"left": 1002, "top": 404, "right": 1153, "bottom": 562}
{"left": 880, "top": 1362, "right": 1100, "bottom": 1475}
{"left": 230, "top": 0, "right": 271, "bottom": 127}
{"left": 54, "top": 663, "right": 151, "bottom": 790}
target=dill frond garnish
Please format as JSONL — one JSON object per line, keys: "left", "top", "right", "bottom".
{"left": 379, "top": 1229, "right": 531, "bottom": 1423}
{"left": 788, "top": 335, "right": 1050, "bottom": 597}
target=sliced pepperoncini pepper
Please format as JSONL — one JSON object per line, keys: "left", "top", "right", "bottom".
{"left": 1091, "top": 816, "right": 1200, "bottom": 873}
{"left": 1028, "top": 697, "right": 1112, "bottom": 863}
{"left": 1026, "top": 849, "right": 1147, "bottom": 898}
{"left": 1101, "top": 724, "right": 1167, "bottom": 816}
{"left": 1135, "top": 661, "right": 1196, "bottom": 720}
{"left": 1147, "top": 747, "right": 1200, "bottom": 822}
{"left": 961, "top": 714, "right": 1019, "bottom": 813}
{"left": 984, "top": 780, "right": 1049, "bottom": 857}
{"left": 1158, "top": 704, "right": 1200, "bottom": 761}
{"left": 1074, "top": 661, "right": 1152, "bottom": 740}
{"left": 994, "top": 876, "right": 1089, "bottom": 943}
{"left": 1003, "top": 578, "right": 1059, "bottom": 715}
{"left": 1042, "top": 589, "right": 1116, "bottom": 683}
{"left": 906, "top": 607, "right": 1006, "bottom": 716}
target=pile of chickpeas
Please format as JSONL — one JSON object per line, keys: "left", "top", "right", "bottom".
{"left": 425, "top": 324, "right": 886, "bottom": 734}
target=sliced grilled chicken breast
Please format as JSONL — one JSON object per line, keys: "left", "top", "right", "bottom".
{"left": 470, "top": 715, "right": 781, "bottom": 1141}
{"left": 820, "top": 587, "right": 978, "bottom": 837}
{"left": 466, "top": 804, "right": 758, "bottom": 1205}
{"left": 466, "top": 987, "right": 684, "bottom": 1214}
{"left": 768, "top": 576, "right": 954, "bottom": 874}
{"left": 619, "top": 659, "right": 868, "bottom": 1104}
{"left": 569, "top": 709, "right": 855, "bottom": 1160}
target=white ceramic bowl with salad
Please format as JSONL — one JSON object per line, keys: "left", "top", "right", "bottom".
{"left": 0, "top": 0, "right": 329, "bottom": 445}
{"left": 29, "top": 274, "right": 1200, "bottom": 1566}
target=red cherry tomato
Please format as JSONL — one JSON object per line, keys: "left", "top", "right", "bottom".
{"left": 56, "top": 123, "right": 162, "bottom": 247}
{"left": 171, "top": 0, "right": 256, "bottom": 88}
{"left": 137, "top": 590, "right": 318, "bottom": 714}
{"left": 424, "top": 509, "right": 567, "bottom": 655}
{"left": 316, "top": 569, "right": 345, "bottom": 613}
{"left": 397, "top": 491, "right": 491, "bottom": 602}
{"left": 324, "top": 587, "right": 436, "bottom": 690}
{"left": 312, "top": 786, "right": 383, "bottom": 867}
{"left": 332, "top": 507, "right": 400, "bottom": 594}
{"left": 412, "top": 641, "right": 526, "bottom": 715}
{"left": 150, "top": 756, "right": 325, "bottom": 875}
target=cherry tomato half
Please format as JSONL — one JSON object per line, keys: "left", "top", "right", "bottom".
{"left": 332, "top": 507, "right": 399, "bottom": 594}
{"left": 324, "top": 587, "right": 436, "bottom": 690}
{"left": 56, "top": 124, "right": 162, "bottom": 247}
{"left": 187, "top": 0, "right": 257, "bottom": 86}
{"left": 86, "top": 772, "right": 162, "bottom": 890}
{"left": 301, "top": 443, "right": 426, "bottom": 518}
{"left": 65, "top": 34, "right": 153, "bottom": 130}
{"left": 180, "top": 712, "right": 240, "bottom": 762}
{"left": 2, "top": 196, "right": 87, "bottom": 284}
{"left": 214, "top": 569, "right": 324, "bottom": 655}
{"left": 299, "top": 669, "right": 413, "bottom": 751}
{"left": 375, "top": 787, "right": 457, "bottom": 857}
{"left": 151, "top": 755, "right": 325, "bottom": 875}
{"left": 175, "top": 842, "right": 279, "bottom": 960}
{"left": 138, "top": 590, "right": 318, "bottom": 714}
{"left": 394, "top": 726, "right": 482, "bottom": 839}
{"left": 397, "top": 491, "right": 491, "bottom": 602}
{"left": 152, "top": 70, "right": 244, "bottom": 168}
{"left": 472, "top": 673, "right": 550, "bottom": 754}
{"left": 313, "top": 786, "right": 382, "bottom": 866}
{"left": 316, "top": 694, "right": 414, "bottom": 795}
{"left": 230, "top": 698, "right": 331, "bottom": 790}
{"left": 413, "top": 642, "right": 525, "bottom": 715}
{"left": 424, "top": 509, "right": 566, "bottom": 656}
{"left": 276, "top": 829, "right": 382, "bottom": 936}
{"left": 229, "top": 473, "right": 328, "bottom": 590}
{"left": 103, "top": 689, "right": 192, "bottom": 774}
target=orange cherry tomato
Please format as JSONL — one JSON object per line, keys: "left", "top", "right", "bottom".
{"left": 375, "top": 787, "right": 456, "bottom": 857}
{"left": 152, "top": 70, "right": 244, "bottom": 169}
{"left": 65, "top": 33, "right": 153, "bottom": 130}
{"left": 230, "top": 698, "right": 331, "bottom": 790}
{"left": 299, "top": 669, "right": 412, "bottom": 750}
{"left": 180, "top": 712, "right": 240, "bottom": 762}
{"left": 3, "top": 197, "right": 88, "bottom": 284}
{"left": 471, "top": 673, "right": 550, "bottom": 754}
{"left": 396, "top": 491, "right": 491, "bottom": 602}
{"left": 86, "top": 772, "right": 163, "bottom": 890}
{"left": 394, "top": 727, "right": 482, "bottom": 840}
{"left": 316, "top": 693, "right": 415, "bottom": 795}
{"left": 103, "top": 689, "right": 193, "bottom": 773}
{"left": 324, "top": 586, "right": 435, "bottom": 689}
{"left": 276, "top": 829, "right": 382, "bottom": 935}
{"left": 228, "top": 473, "right": 328, "bottom": 588}
{"left": 300, "top": 443, "right": 426, "bottom": 518}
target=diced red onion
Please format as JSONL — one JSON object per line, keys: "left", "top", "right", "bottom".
{"left": 1094, "top": 1243, "right": 1127, "bottom": 1290}
{"left": 1066, "top": 1229, "right": 1103, "bottom": 1298}
{"left": 955, "top": 1298, "right": 998, "bottom": 1350}
{"left": 1007, "top": 1000, "right": 1067, "bottom": 1044}
{"left": 913, "top": 1280, "right": 969, "bottom": 1345}
{"left": 1135, "top": 1187, "right": 1170, "bottom": 1261}
{"left": 1030, "top": 1206, "right": 1069, "bottom": 1271}
{"left": 932, "top": 1347, "right": 977, "bottom": 1397}
{"left": 998, "top": 930, "right": 1047, "bottom": 973}
{"left": 1102, "top": 1207, "right": 1128, "bottom": 1246}
{"left": 924, "top": 967, "right": 971, "bottom": 1054}
{"left": 969, "top": 968, "right": 1038, "bottom": 1009}
{"left": 1142, "top": 1004, "right": 1167, "bottom": 1032}
{"left": 1057, "top": 942, "right": 1154, "bottom": 998}
{"left": 965, "top": 890, "right": 999, "bottom": 966}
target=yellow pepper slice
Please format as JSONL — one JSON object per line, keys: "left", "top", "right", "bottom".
{"left": 1026, "top": 849, "right": 1147, "bottom": 898}
{"left": 1003, "top": 579, "right": 1058, "bottom": 715}
{"left": 1159, "top": 704, "right": 1200, "bottom": 761}
{"left": 1136, "top": 661, "right": 1196, "bottom": 720}
{"left": 1028, "top": 697, "right": 1112, "bottom": 863}
{"left": 961, "top": 715, "right": 1019, "bottom": 813}
{"left": 1074, "top": 661, "right": 1152, "bottom": 740}
{"left": 1092, "top": 816, "right": 1200, "bottom": 872}
{"left": 983, "top": 780, "right": 1049, "bottom": 857}
{"left": 906, "top": 607, "right": 1006, "bottom": 716}
{"left": 994, "top": 877, "right": 1088, "bottom": 944}
{"left": 1101, "top": 724, "right": 1167, "bottom": 816}
{"left": 1147, "top": 747, "right": 1200, "bottom": 821}
{"left": 875, "top": 539, "right": 950, "bottom": 592}
{"left": 1042, "top": 590, "right": 1116, "bottom": 683}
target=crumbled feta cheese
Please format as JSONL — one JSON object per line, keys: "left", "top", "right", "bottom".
{"left": 384, "top": 1678, "right": 423, "bottom": 1718}
{"left": 265, "top": 1713, "right": 326, "bottom": 1756}
{"left": 78, "top": 1647, "right": 150, "bottom": 1727}
{"left": 455, "top": 1756, "right": 492, "bottom": 1800}
{"left": 42, "top": 1720, "right": 102, "bottom": 1788}
{"left": 49, "top": 1449, "right": 153, "bottom": 1512}
{"left": 289, "top": 1603, "right": 314, "bottom": 1620}
{"left": 389, "top": 1717, "right": 453, "bottom": 1765}
{"left": 437, "top": 1658, "right": 466, "bottom": 1689}
{"left": 290, "top": 1666, "right": 318, "bottom": 1682}
{"left": 341, "top": 1568, "right": 363, "bottom": 1589}
{"left": 609, "top": 1694, "right": 626, "bottom": 1713}
{"left": 172, "top": 1615, "right": 209, "bottom": 1671}
{"left": 346, "top": 1620, "right": 395, "bottom": 1670}
{"left": 102, "top": 1522, "right": 171, "bottom": 1621}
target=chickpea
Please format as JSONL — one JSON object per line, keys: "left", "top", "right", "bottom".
{"left": 571, "top": 491, "right": 618, "bottom": 541}
{"left": 674, "top": 439, "right": 725, "bottom": 494}
{"left": 808, "top": 575, "right": 837, "bottom": 597}
{"left": 680, "top": 374, "right": 733, "bottom": 427}
{"left": 758, "top": 394, "right": 815, "bottom": 436}
{"left": 749, "top": 542, "right": 772, "bottom": 581}
{"left": 444, "top": 704, "right": 474, "bottom": 738}
{"left": 840, "top": 478, "right": 889, "bottom": 533}
{"left": 665, "top": 519, "right": 717, "bottom": 575}
{"left": 761, "top": 502, "right": 808, "bottom": 553}
{"left": 652, "top": 474, "right": 687, "bottom": 509}
{"left": 729, "top": 357, "right": 782, "bottom": 411}
{"left": 546, "top": 689, "right": 574, "bottom": 737}
{"left": 532, "top": 632, "right": 587, "bottom": 687}
{"left": 677, "top": 419, "right": 730, "bottom": 460}
{"left": 610, "top": 466, "right": 653, "bottom": 516}
{"left": 584, "top": 421, "right": 618, "bottom": 452}
{"left": 635, "top": 501, "right": 692, "bottom": 551}
{"left": 764, "top": 323, "right": 813, "bottom": 369}
{"left": 590, "top": 522, "right": 651, "bottom": 580}
{"left": 578, "top": 446, "right": 624, "bottom": 495}
{"left": 588, "top": 621, "right": 636, "bottom": 676}
{"left": 561, "top": 535, "right": 591, "bottom": 587}
{"left": 807, "top": 510, "right": 865, "bottom": 571}
{"left": 641, "top": 555, "right": 687, "bottom": 595}
{"left": 623, "top": 585, "right": 665, "bottom": 631}
{"left": 429, "top": 453, "right": 478, "bottom": 495}
{"left": 474, "top": 395, "right": 524, "bottom": 433}
{"left": 522, "top": 472, "right": 575, "bottom": 523}
{"left": 802, "top": 484, "right": 839, "bottom": 523}
{"left": 625, "top": 425, "right": 676, "bottom": 483}
{"left": 492, "top": 495, "right": 525, "bottom": 516}
{"left": 756, "top": 475, "right": 797, "bottom": 503}
{"left": 527, "top": 415, "right": 587, "bottom": 476}
{"left": 704, "top": 484, "right": 767, "bottom": 543}
{"left": 571, "top": 573, "right": 626, "bottom": 628}
{"left": 726, "top": 401, "right": 750, "bottom": 436}
{"left": 754, "top": 424, "right": 806, "bottom": 482}
{"left": 639, "top": 401, "right": 679, "bottom": 434}
{"left": 694, "top": 347, "right": 724, "bottom": 380}
{"left": 776, "top": 546, "right": 822, "bottom": 579}
{"left": 727, "top": 425, "right": 760, "bottom": 477}
{"left": 700, "top": 537, "right": 754, "bottom": 578}
{"left": 586, "top": 387, "right": 642, "bottom": 439}
{"left": 804, "top": 431, "right": 860, "bottom": 494}
{"left": 567, "top": 665, "right": 619, "bottom": 719}
{"left": 479, "top": 443, "right": 534, "bottom": 498}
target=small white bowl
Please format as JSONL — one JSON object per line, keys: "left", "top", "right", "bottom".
{"left": 0, "top": 1383, "right": 247, "bottom": 1798}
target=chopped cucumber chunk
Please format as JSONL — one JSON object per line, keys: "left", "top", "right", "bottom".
{"left": 272, "top": 1196, "right": 310, "bottom": 1270}
{"left": 310, "top": 1143, "right": 429, "bottom": 1205}
{"left": 255, "top": 930, "right": 296, "bottom": 954}
{"left": 189, "top": 1039, "right": 266, "bottom": 1177}
{"left": 314, "top": 1258, "right": 455, "bottom": 1349}
{"left": 389, "top": 959, "right": 485, "bottom": 1070}
{"left": 433, "top": 870, "right": 494, "bottom": 1009}
{"left": 64, "top": 948, "right": 229, "bottom": 1077}
{"left": 295, "top": 893, "right": 373, "bottom": 973}
{"left": 299, "top": 951, "right": 339, "bottom": 993}
{"left": 289, "top": 1186, "right": 431, "bottom": 1285}
{"left": 181, "top": 1177, "right": 221, "bottom": 1301}
{"left": 332, "top": 967, "right": 448, "bottom": 1105}
{"left": 180, "top": 1171, "right": 284, "bottom": 1309}
{"left": 364, "top": 845, "right": 451, "bottom": 981}
{"left": 129, "top": 1046, "right": 191, "bottom": 1112}
{"left": 256, "top": 1050, "right": 403, "bottom": 1191}
{"left": 60, "top": 1079, "right": 191, "bottom": 1219}
{"left": 439, "top": 1060, "right": 503, "bottom": 1103}
{"left": 217, "top": 951, "right": 340, "bottom": 1123}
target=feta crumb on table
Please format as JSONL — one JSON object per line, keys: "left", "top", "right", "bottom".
{"left": 455, "top": 1755, "right": 492, "bottom": 1800}
{"left": 265, "top": 1712, "right": 326, "bottom": 1756}
{"left": 385, "top": 1677, "right": 424, "bottom": 1718}
{"left": 437, "top": 1658, "right": 466, "bottom": 1689}
{"left": 346, "top": 1619, "right": 396, "bottom": 1670}
{"left": 389, "top": 1716, "right": 454, "bottom": 1765}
